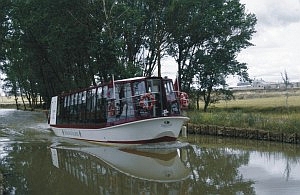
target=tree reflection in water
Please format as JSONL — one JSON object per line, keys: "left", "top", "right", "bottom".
{"left": 0, "top": 138, "right": 257, "bottom": 195}
{"left": 188, "top": 135, "right": 300, "bottom": 194}
{"left": 186, "top": 144, "right": 254, "bottom": 194}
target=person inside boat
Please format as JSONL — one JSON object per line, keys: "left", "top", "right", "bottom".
{"left": 116, "top": 85, "right": 125, "bottom": 118}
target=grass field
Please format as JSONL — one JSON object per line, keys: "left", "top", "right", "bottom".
{"left": 217, "top": 95, "right": 299, "bottom": 108}
{"left": 0, "top": 96, "right": 16, "bottom": 104}
{"left": 187, "top": 93, "right": 300, "bottom": 133}
{"left": 0, "top": 96, "right": 43, "bottom": 110}
{"left": 0, "top": 96, "right": 17, "bottom": 108}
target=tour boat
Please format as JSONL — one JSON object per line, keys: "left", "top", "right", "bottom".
{"left": 49, "top": 76, "right": 189, "bottom": 144}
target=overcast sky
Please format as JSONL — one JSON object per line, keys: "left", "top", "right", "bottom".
{"left": 162, "top": 0, "right": 300, "bottom": 84}
{"left": 238, "top": 0, "right": 300, "bottom": 82}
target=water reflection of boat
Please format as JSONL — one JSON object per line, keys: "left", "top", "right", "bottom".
{"left": 50, "top": 145, "right": 191, "bottom": 185}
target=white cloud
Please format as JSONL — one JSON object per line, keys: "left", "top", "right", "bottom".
{"left": 241, "top": 0, "right": 300, "bottom": 27}
{"left": 238, "top": 0, "right": 300, "bottom": 82}
{"left": 161, "top": 0, "right": 300, "bottom": 83}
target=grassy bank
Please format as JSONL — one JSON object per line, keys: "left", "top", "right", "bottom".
{"left": 0, "top": 96, "right": 44, "bottom": 110}
{"left": 187, "top": 95, "right": 300, "bottom": 134}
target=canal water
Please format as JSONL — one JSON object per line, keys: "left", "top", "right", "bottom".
{"left": 0, "top": 109, "right": 300, "bottom": 195}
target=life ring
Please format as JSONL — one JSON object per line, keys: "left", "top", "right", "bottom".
{"left": 139, "top": 93, "right": 155, "bottom": 110}
{"left": 180, "top": 92, "right": 189, "bottom": 108}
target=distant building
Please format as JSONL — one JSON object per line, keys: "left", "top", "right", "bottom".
{"left": 229, "top": 79, "right": 299, "bottom": 91}
{"left": 237, "top": 81, "right": 251, "bottom": 86}
{"left": 251, "top": 79, "right": 268, "bottom": 89}
{"left": 292, "top": 82, "right": 300, "bottom": 88}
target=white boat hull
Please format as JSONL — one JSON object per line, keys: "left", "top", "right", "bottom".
{"left": 51, "top": 116, "right": 189, "bottom": 144}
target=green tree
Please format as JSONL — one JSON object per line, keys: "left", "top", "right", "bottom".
{"left": 141, "top": 0, "right": 171, "bottom": 77}
{"left": 175, "top": 0, "right": 256, "bottom": 111}
{"left": 2, "top": 0, "right": 120, "bottom": 106}
{"left": 0, "top": 0, "right": 256, "bottom": 110}
{"left": 0, "top": 0, "right": 10, "bottom": 61}
{"left": 113, "top": 0, "right": 145, "bottom": 78}
{"left": 166, "top": 0, "right": 209, "bottom": 91}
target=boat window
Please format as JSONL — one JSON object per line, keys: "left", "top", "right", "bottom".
{"left": 70, "top": 94, "right": 74, "bottom": 108}
{"left": 164, "top": 80, "right": 176, "bottom": 101}
{"left": 96, "top": 87, "right": 102, "bottom": 106}
{"left": 148, "top": 79, "right": 160, "bottom": 93}
{"left": 124, "top": 83, "right": 131, "bottom": 98}
{"left": 133, "top": 81, "right": 146, "bottom": 95}
{"left": 66, "top": 95, "right": 70, "bottom": 107}
{"left": 115, "top": 84, "right": 121, "bottom": 100}
{"left": 164, "top": 81, "right": 175, "bottom": 94}
{"left": 75, "top": 92, "right": 79, "bottom": 114}
{"left": 103, "top": 86, "right": 108, "bottom": 98}
{"left": 58, "top": 96, "right": 65, "bottom": 123}
{"left": 147, "top": 80, "right": 152, "bottom": 92}
{"left": 73, "top": 94, "right": 77, "bottom": 105}
{"left": 97, "top": 86, "right": 102, "bottom": 97}
{"left": 69, "top": 94, "right": 76, "bottom": 122}
{"left": 64, "top": 95, "right": 68, "bottom": 107}
{"left": 91, "top": 88, "right": 97, "bottom": 111}
{"left": 121, "top": 83, "right": 134, "bottom": 118}
{"left": 164, "top": 82, "right": 170, "bottom": 94}
{"left": 82, "top": 91, "right": 86, "bottom": 103}
{"left": 169, "top": 82, "right": 174, "bottom": 91}
{"left": 86, "top": 89, "right": 92, "bottom": 112}
{"left": 67, "top": 95, "right": 71, "bottom": 108}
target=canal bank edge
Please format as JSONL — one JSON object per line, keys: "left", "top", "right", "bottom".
{"left": 186, "top": 123, "right": 300, "bottom": 144}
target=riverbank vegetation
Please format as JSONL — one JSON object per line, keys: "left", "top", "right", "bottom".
{"left": 187, "top": 90, "right": 300, "bottom": 134}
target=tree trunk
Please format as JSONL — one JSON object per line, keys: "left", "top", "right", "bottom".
{"left": 204, "top": 101, "right": 209, "bottom": 112}
{"left": 21, "top": 95, "right": 27, "bottom": 110}
{"left": 203, "top": 87, "right": 212, "bottom": 112}
{"left": 157, "top": 47, "right": 161, "bottom": 77}
{"left": 196, "top": 91, "right": 200, "bottom": 110}
{"left": 14, "top": 95, "right": 19, "bottom": 110}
